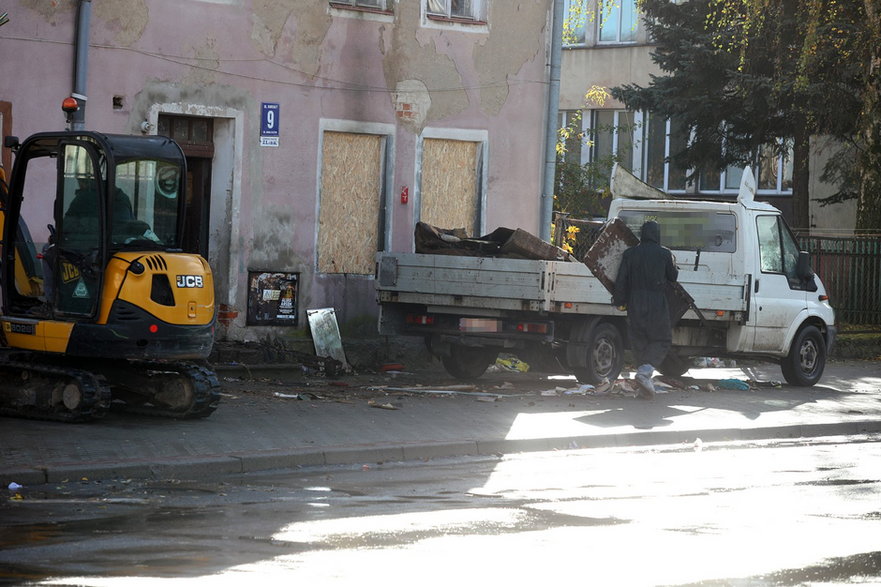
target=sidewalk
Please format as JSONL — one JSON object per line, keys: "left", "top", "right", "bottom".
{"left": 1, "top": 359, "right": 879, "bottom": 487}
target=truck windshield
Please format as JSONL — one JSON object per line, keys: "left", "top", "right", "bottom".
{"left": 111, "top": 159, "right": 182, "bottom": 249}
{"left": 618, "top": 210, "right": 736, "bottom": 253}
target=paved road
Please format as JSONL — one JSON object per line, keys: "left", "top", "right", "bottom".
{"left": 0, "top": 359, "right": 879, "bottom": 486}
{"left": 2, "top": 438, "right": 880, "bottom": 585}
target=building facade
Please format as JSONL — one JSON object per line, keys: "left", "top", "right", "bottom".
{"left": 558, "top": 0, "right": 856, "bottom": 234}
{"left": 0, "top": 0, "right": 555, "bottom": 342}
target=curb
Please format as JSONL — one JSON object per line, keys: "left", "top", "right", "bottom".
{"left": 7, "top": 420, "right": 881, "bottom": 486}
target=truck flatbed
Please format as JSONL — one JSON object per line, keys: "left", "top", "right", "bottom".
{"left": 377, "top": 252, "right": 748, "bottom": 321}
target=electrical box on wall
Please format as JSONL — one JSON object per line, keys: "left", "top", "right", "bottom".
{"left": 246, "top": 271, "right": 299, "bottom": 326}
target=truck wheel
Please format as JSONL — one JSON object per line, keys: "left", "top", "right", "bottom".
{"left": 572, "top": 322, "right": 623, "bottom": 385}
{"left": 659, "top": 353, "right": 691, "bottom": 377}
{"left": 441, "top": 345, "right": 499, "bottom": 380}
{"left": 780, "top": 325, "right": 826, "bottom": 387}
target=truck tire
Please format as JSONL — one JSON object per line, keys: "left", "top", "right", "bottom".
{"left": 441, "top": 345, "right": 499, "bottom": 380}
{"left": 659, "top": 353, "right": 691, "bottom": 377}
{"left": 572, "top": 322, "right": 623, "bottom": 385}
{"left": 780, "top": 325, "right": 826, "bottom": 387}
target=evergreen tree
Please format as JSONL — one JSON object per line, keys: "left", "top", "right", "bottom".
{"left": 613, "top": 0, "right": 866, "bottom": 231}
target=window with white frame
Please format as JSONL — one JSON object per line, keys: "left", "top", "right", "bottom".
{"left": 598, "top": 0, "right": 638, "bottom": 43}
{"left": 576, "top": 109, "right": 794, "bottom": 195}
{"left": 426, "top": 0, "right": 485, "bottom": 21}
{"left": 332, "top": 0, "right": 390, "bottom": 10}
{"left": 558, "top": 110, "right": 585, "bottom": 165}
{"left": 587, "top": 109, "right": 638, "bottom": 178}
{"left": 563, "top": 0, "right": 587, "bottom": 45}
{"left": 756, "top": 140, "right": 794, "bottom": 191}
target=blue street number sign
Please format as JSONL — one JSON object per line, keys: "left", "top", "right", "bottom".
{"left": 261, "top": 102, "right": 279, "bottom": 136}
{"left": 261, "top": 102, "right": 280, "bottom": 146}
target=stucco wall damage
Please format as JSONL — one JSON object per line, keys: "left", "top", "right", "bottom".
{"left": 2, "top": 0, "right": 553, "bottom": 344}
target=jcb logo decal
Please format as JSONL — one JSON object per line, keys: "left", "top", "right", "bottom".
{"left": 176, "top": 275, "right": 204, "bottom": 288}
{"left": 61, "top": 262, "right": 81, "bottom": 284}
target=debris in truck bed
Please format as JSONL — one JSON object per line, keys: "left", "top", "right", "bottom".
{"left": 414, "top": 222, "right": 576, "bottom": 261}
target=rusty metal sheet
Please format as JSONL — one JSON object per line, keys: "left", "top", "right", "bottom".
{"left": 584, "top": 218, "right": 695, "bottom": 324}
{"left": 583, "top": 218, "right": 639, "bottom": 294}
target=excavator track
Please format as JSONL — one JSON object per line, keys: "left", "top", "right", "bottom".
{"left": 101, "top": 360, "right": 221, "bottom": 419}
{"left": 0, "top": 352, "right": 220, "bottom": 422}
{"left": 0, "top": 353, "right": 112, "bottom": 422}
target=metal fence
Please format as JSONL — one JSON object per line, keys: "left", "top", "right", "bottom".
{"left": 552, "top": 214, "right": 881, "bottom": 326}
{"left": 799, "top": 235, "right": 881, "bottom": 326}
{"left": 552, "top": 213, "right": 603, "bottom": 260}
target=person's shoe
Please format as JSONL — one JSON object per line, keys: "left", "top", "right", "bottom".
{"left": 635, "top": 365, "right": 656, "bottom": 399}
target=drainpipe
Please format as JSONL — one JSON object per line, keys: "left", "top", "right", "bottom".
{"left": 70, "top": 0, "right": 91, "bottom": 130}
{"left": 539, "top": 0, "right": 563, "bottom": 241}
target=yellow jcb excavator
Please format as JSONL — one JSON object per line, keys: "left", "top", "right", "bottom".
{"left": 0, "top": 122, "right": 220, "bottom": 421}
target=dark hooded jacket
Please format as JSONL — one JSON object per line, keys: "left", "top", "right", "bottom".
{"left": 612, "top": 221, "right": 679, "bottom": 366}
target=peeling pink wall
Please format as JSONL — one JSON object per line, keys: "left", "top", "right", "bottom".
{"left": 0, "top": 0, "right": 553, "bottom": 340}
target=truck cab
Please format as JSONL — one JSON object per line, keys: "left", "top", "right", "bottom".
{"left": 608, "top": 170, "right": 836, "bottom": 386}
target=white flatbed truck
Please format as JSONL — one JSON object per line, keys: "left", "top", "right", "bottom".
{"left": 375, "top": 171, "right": 836, "bottom": 386}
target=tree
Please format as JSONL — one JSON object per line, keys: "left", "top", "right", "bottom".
{"left": 706, "top": 0, "right": 878, "bottom": 232}
{"left": 612, "top": 0, "right": 868, "bottom": 231}
{"left": 856, "top": 1, "right": 881, "bottom": 231}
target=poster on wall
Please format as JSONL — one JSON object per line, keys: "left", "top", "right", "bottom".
{"left": 246, "top": 271, "right": 299, "bottom": 326}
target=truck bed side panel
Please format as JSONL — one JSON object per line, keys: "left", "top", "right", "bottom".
{"left": 377, "top": 252, "right": 749, "bottom": 317}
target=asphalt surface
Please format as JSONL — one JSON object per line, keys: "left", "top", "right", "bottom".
{"left": 1, "top": 359, "right": 880, "bottom": 487}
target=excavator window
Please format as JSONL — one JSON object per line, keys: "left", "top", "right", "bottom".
{"left": 55, "top": 143, "right": 102, "bottom": 316}
{"left": 7, "top": 151, "right": 55, "bottom": 314}
{"left": 109, "top": 159, "right": 180, "bottom": 249}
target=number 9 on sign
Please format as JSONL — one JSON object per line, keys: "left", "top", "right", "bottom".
{"left": 261, "top": 103, "right": 280, "bottom": 137}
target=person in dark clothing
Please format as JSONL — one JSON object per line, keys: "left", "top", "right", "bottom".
{"left": 612, "top": 220, "right": 679, "bottom": 399}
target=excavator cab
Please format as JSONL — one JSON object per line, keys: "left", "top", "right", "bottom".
{"left": 0, "top": 131, "right": 219, "bottom": 421}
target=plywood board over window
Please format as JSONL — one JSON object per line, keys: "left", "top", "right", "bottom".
{"left": 420, "top": 138, "right": 480, "bottom": 235}
{"left": 318, "top": 131, "right": 383, "bottom": 274}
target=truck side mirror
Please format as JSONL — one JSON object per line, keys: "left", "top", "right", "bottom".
{"left": 797, "top": 251, "right": 818, "bottom": 292}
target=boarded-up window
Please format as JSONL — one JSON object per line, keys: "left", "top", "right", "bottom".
{"left": 420, "top": 138, "right": 481, "bottom": 235}
{"left": 318, "top": 131, "right": 383, "bottom": 274}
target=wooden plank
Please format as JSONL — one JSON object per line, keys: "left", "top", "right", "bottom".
{"left": 421, "top": 139, "right": 479, "bottom": 234}
{"left": 319, "top": 132, "right": 381, "bottom": 274}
